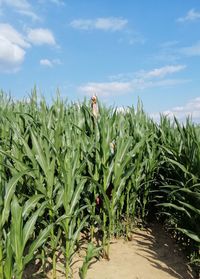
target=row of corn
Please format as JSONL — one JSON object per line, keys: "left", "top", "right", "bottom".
{"left": 0, "top": 91, "right": 199, "bottom": 278}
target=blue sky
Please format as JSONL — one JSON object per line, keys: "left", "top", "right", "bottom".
{"left": 0, "top": 0, "right": 200, "bottom": 120}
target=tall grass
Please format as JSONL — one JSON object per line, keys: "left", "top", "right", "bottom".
{"left": 0, "top": 91, "right": 199, "bottom": 278}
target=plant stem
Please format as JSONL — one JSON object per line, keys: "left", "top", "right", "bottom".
{"left": 49, "top": 209, "right": 56, "bottom": 279}
{"left": 52, "top": 249, "right": 56, "bottom": 279}
{"left": 16, "top": 262, "right": 23, "bottom": 279}
{"left": 65, "top": 219, "right": 70, "bottom": 279}
{"left": 0, "top": 232, "right": 3, "bottom": 279}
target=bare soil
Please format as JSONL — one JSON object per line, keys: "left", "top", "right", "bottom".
{"left": 25, "top": 224, "right": 195, "bottom": 279}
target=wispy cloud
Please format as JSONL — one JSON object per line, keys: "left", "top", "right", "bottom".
{"left": 49, "top": 0, "right": 65, "bottom": 5}
{"left": 27, "top": 28, "right": 56, "bottom": 45}
{"left": 0, "top": 0, "right": 31, "bottom": 10}
{"left": 135, "top": 78, "right": 189, "bottom": 90}
{"left": 17, "top": 9, "right": 40, "bottom": 21}
{"left": 177, "top": 9, "right": 200, "bottom": 22}
{"left": 156, "top": 40, "right": 200, "bottom": 61}
{"left": 138, "top": 65, "right": 186, "bottom": 79}
{"left": 160, "top": 41, "right": 179, "bottom": 48}
{"left": 38, "top": 0, "right": 64, "bottom": 6}
{"left": 0, "top": 23, "right": 29, "bottom": 48}
{"left": 0, "top": 0, "right": 40, "bottom": 20}
{"left": 110, "top": 65, "right": 186, "bottom": 81}
{"left": 40, "top": 59, "right": 52, "bottom": 67}
{"left": 150, "top": 41, "right": 180, "bottom": 64}
{"left": 79, "top": 81, "right": 132, "bottom": 97}
{"left": 40, "top": 58, "right": 61, "bottom": 67}
{"left": 79, "top": 65, "right": 187, "bottom": 97}
{"left": 180, "top": 41, "right": 200, "bottom": 56}
{"left": 70, "top": 17, "right": 128, "bottom": 31}
{"left": 118, "top": 29, "right": 145, "bottom": 45}
{"left": 151, "top": 97, "right": 200, "bottom": 121}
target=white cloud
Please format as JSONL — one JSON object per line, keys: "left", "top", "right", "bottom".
{"left": 180, "top": 41, "right": 200, "bottom": 56}
{"left": 17, "top": 9, "right": 40, "bottom": 21}
{"left": 157, "top": 40, "right": 200, "bottom": 61}
{"left": 134, "top": 78, "right": 188, "bottom": 90}
{"left": 79, "top": 65, "right": 187, "bottom": 97}
{"left": 70, "top": 19, "right": 92, "bottom": 30}
{"left": 52, "top": 58, "right": 61, "bottom": 64}
{"left": 40, "top": 59, "right": 52, "bottom": 67}
{"left": 0, "top": 23, "right": 29, "bottom": 72}
{"left": 0, "top": 24, "right": 57, "bottom": 73}
{"left": 151, "top": 97, "right": 200, "bottom": 121}
{"left": 79, "top": 81, "right": 132, "bottom": 97}
{"left": 70, "top": 17, "right": 128, "bottom": 31}
{"left": 40, "top": 58, "right": 61, "bottom": 67}
{"left": 152, "top": 41, "right": 180, "bottom": 63}
{"left": 0, "top": 36, "right": 25, "bottom": 73}
{"left": 0, "top": 0, "right": 39, "bottom": 20}
{"left": 0, "top": 23, "right": 29, "bottom": 48}
{"left": 95, "top": 18, "right": 127, "bottom": 31}
{"left": 0, "top": 0, "right": 31, "bottom": 10}
{"left": 177, "top": 9, "right": 200, "bottom": 22}
{"left": 27, "top": 28, "right": 56, "bottom": 45}
{"left": 160, "top": 41, "right": 179, "bottom": 48}
{"left": 50, "top": 0, "right": 64, "bottom": 5}
{"left": 109, "top": 65, "right": 186, "bottom": 82}
{"left": 37, "top": 0, "right": 64, "bottom": 6}
{"left": 118, "top": 29, "right": 145, "bottom": 45}
{"left": 139, "top": 65, "right": 186, "bottom": 79}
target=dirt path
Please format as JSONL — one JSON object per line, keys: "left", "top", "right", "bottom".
{"left": 25, "top": 224, "right": 194, "bottom": 279}
{"left": 82, "top": 225, "right": 193, "bottom": 279}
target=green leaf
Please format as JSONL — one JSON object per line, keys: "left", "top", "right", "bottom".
{"left": 3, "top": 233, "right": 13, "bottom": 279}
{"left": 2, "top": 171, "right": 28, "bottom": 226}
{"left": 22, "top": 202, "right": 47, "bottom": 249}
{"left": 177, "top": 228, "right": 200, "bottom": 243}
{"left": 24, "top": 224, "right": 53, "bottom": 265}
{"left": 10, "top": 196, "right": 23, "bottom": 266}
{"left": 31, "top": 131, "right": 48, "bottom": 176}
{"left": 157, "top": 202, "right": 191, "bottom": 218}
{"left": 178, "top": 201, "right": 200, "bottom": 216}
{"left": 69, "top": 179, "right": 86, "bottom": 216}
{"left": 23, "top": 194, "right": 44, "bottom": 218}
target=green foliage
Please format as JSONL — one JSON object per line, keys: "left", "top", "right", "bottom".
{"left": 0, "top": 91, "right": 199, "bottom": 278}
{"left": 79, "top": 243, "right": 102, "bottom": 279}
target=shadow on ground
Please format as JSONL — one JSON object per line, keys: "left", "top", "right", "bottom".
{"left": 133, "top": 223, "right": 195, "bottom": 279}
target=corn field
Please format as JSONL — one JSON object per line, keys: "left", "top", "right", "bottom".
{"left": 0, "top": 91, "right": 199, "bottom": 278}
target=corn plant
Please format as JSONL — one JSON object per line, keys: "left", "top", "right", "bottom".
{"left": 0, "top": 91, "right": 199, "bottom": 276}
{"left": 79, "top": 243, "right": 102, "bottom": 279}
